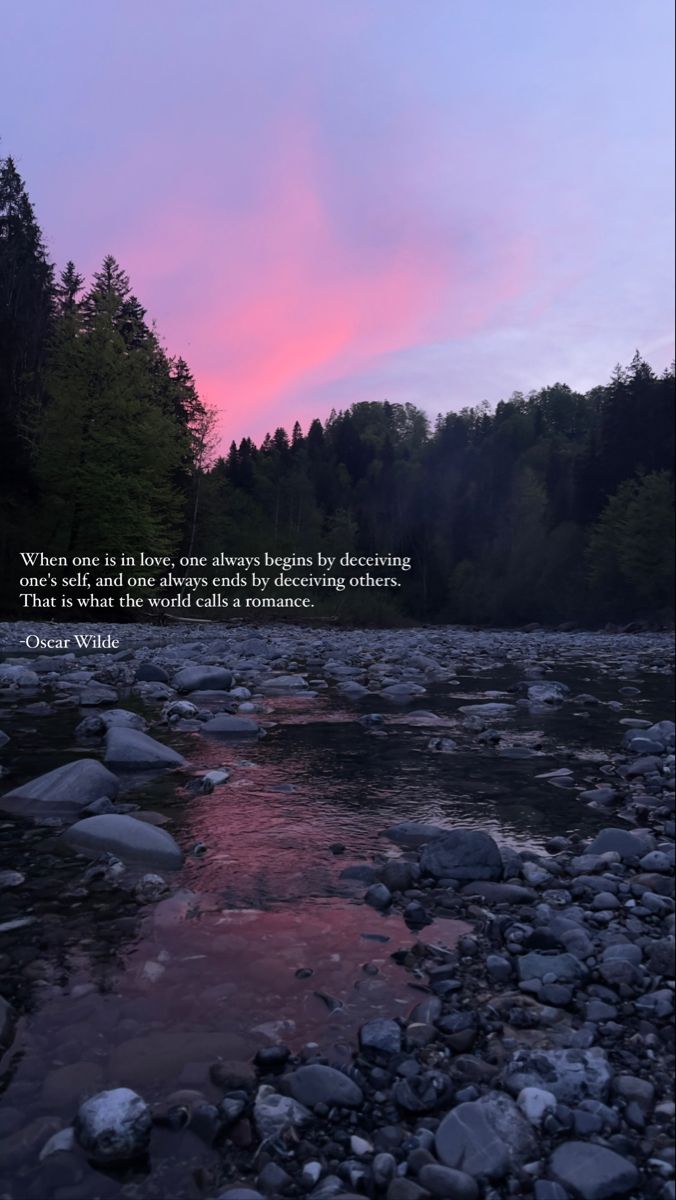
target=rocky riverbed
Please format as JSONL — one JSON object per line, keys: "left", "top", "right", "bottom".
{"left": 0, "top": 621, "right": 674, "bottom": 1200}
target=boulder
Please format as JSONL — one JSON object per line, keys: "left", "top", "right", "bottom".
{"left": 75, "top": 1088, "right": 151, "bottom": 1163}
{"left": 549, "top": 1141, "right": 639, "bottom": 1199}
{"left": 0, "top": 759, "right": 120, "bottom": 819}
{"left": 285, "top": 1065, "right": 363, "bottom": 1109}
{"left": 104, "top": 727, "right": 186, "bottom": 768}
{"left": 173, "top": 666, "right": 232, "bottom": 694}
{"left": 420, "top": 829, "right": 502, "bottom": 881}
{"left": 435, "top": 1091, "right": 536, "bottom": 1180}
{"left": 63, "top": 814, "right": 183, "bottom": 869}
{"left": 586, "top": 828, "right": 652, "bottom": 860}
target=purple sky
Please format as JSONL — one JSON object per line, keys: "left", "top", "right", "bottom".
{"left": 2, "top": 0, "right": 674, "bottom": 448}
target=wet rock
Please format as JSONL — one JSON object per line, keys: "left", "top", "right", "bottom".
{"left": 365, "top": 882, "right": 392, "bottom": 910}
{"left": 417, "top": 1164, "right": 479, "bottom": 1200}
{"left": 383, "top": 821, "right": 447, "bottom": 847}
{"left": 135, "top": 662, "right": 169, "bottom": 683}
{"left": 75, "top": 1087, "right": 151, "bottom": 1164}
{"left": 104, "top": 726, "right": 186, "bottom": 768}
{"left": 587, "top": 828, "right": 652, "bottom": 860}
{"left": 134, "top": 873, "right": 170, "bottom": 902}
{"left": 420, "top": 829, "right": 502, "bottom": 881}
{"left": 63, "top": 814, "right": 183, "bottom": 869}
{"left": 460, "top": 881, "right": 536, "bottom": 904}
{"left": 203, "top": 714, "right": 261, "bottom": 736}
{"left": 173, "top": 665, "right": 233, "bottom": 693}
{"left": 435, "top": 1091, "right": 537, "bottom": 1180}
{"left": 380, "top": 860, "right": 416, "bottom": 892}
{"left": 285, "top": 1065, "right": 363, "bottom": 1109}
{"left": 549, "top": 1141, "right": 639, "bottom": 1198}
{"left": 359, "top": 1018, "right": 401, "bottom": 1056}
{"left": 0, "top": 758, "right": 120, "bottom": 819}
{"left": 503, "top": 1048, "right": 611, "bottom": 1104}
{"left": 0, "top": 869, "right": 24, "bottom": 888}
{"left": 253, "top": 1085, "right": 312, "bottom": 1139}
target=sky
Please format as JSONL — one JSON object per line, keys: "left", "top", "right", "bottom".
{"left": 1, "top": 0, "right": 674, "bottom": 448}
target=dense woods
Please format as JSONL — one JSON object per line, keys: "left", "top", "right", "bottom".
{"left": 1, "top": 153, "right": 674, "bottom": 625}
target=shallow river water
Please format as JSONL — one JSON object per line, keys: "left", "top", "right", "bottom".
{"left": 0, "top": 628, "right": 672, "bottom": 1197}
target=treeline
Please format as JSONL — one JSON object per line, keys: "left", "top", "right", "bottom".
{"left": 1, "top": 152, "right": 674, "bottom": 624}
{"left": 0, "top": 154, "right": 212, "bottom": 613}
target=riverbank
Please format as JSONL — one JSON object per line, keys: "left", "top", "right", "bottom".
{"left": 0, "top": 623, "right": 673, "bottom": 1199}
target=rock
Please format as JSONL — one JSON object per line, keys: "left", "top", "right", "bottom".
{"left": 75, "top": 1088, "right": 151, "bottom": 1163}
{"left": 104, "top": 727, "right": 186, "bottom": 768}
{"left": 380, "top": 860, "right": 415, "bottom": 892}
{"left": 420, "top": 829, "right": 502, "bottom": 881}
{"left": 365, "top": 882, "right": 392, "bottom": 909}
{"left": 285, "top": 1065, "right": 363, "bottom": 1109}
{"left": 173, "top": 665, "right": 233, "bottom": 693}
{"left": 458, "top": 702, "right": 515, "bottom": 716}
{"left": 0, "top": 664, "right": 39, "bottom": 688}
{"left": 517, "top": 952, "right": 587, "bottom": 983}
{"left": 1, "top": 995, "right": 16, "bottom": 1049}
{"left": 517, "top": 1086, "right": 557, "bottom": 1126}
{"left": 253, "top": 1085, "right": 312, "bottom": 1139}
{"left": 42, "top": 1061, "right": 104, "bottom": 1108}
{"left": 587, "top": 828, "right": 652, "bottom": 860}
{"left": 261, "top": 674, "right": 308, "bottom": 692}
{"left": 135, "top": 662, "right": 169, "bottom": 683}
{"left": 203, "top": 714, "right": 261, "bottom": 737}
{"left": 417, "top": 1164, "right": 479, "bottom": 1200}
{"left": 383, "top": 821, "right": 447, "bottom": 847}
{"left": 0, "top": 870, "right": 24, "bottom": 888}
{"left": 39, "top": 1126, "right": 76, "bottom": 1160}
{"left": 503, "top": 1048, "right": 611, "bottom": 1104}
{"left": 0, "top": 758, "right": 120, "bottom": 819}
{"left": 359, "top": 1018, "right": 401, "bottom": 1056}
{"left": 460, "top": 881, "right": 536, "bottom": 904}
{"left": 549, "top": 1141, "right": 639, "bottom": 1198}
{"left": 435, "top": 1091, "right": 537, "bottom": 1180}
{"left": 63, "top": 814, "right": 183, "bottom": 869}
{"left": 527, "top": 682, "right": 569, "bottom": 703}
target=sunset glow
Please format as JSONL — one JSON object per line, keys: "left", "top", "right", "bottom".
{"left": 1, "top": 0, "right": 673, "bottom": 447}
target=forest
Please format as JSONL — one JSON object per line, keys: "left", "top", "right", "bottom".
{"left": 1, "top": 153, "right": 674, "bottom": 626}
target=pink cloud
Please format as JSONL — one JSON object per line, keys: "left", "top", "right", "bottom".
{"left": 116, "top": 120, "right": 537, "bottom": 445}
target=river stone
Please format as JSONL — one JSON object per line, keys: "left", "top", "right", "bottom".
{"left": 549, "top": 1141, "right": 640, "bottom": 1198}
{"left": 527, "top": 682, "right": 568, "bottom": 703}
{"left": 435, "top": 1091, "right": 536, "bottom": 1179}
{"left": 173, "top": 666, "right": 233, "bottom": 693}
{"left": 420, "top": 829, "right": 502, "bottom": 881}
{"left": 460, "top": 881, "right": 537, "bottom": 904}
{"left": 135, "top": 662, "right": 169, "bottom": 683}
{"left": 359, "top": 1018, "right": 402, "bottom": 1055}
{"left": 104, "top": 727, "right": 186, "bottom": 768}
{"left": 503, "top": 1048, "right": 611, "bottom": 1104}
{"left": 517, "top": 952, "right": 588, "bottom": 983}
{"left": 253, "top": 1086, "right": 312, "bottom": 1139}
{"left": 0, "top": 758, "right": 120, "bottom": 819}
{"left": 458, "top": 702, "right": 515, "bottom": 717}
{"left": 417, "top": 1164, "right": 479, "bottom": 1200}
{"left": 285, "top": 1065, "right": 363, "bottom": 1108}
{"left": 63, "top": 815, "right": 183, "bottom": 869}
{"left": 383, "top": 821, "right": 447, "bottom": 847}
{"left": 587, "top": 828, "right": 652, "bottom": 860}
{"left": 202, "top": 714, "right": 260, "bottom": 736}
{"left": 75, "top": 1088, "right": 151, "bottom": 1163}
